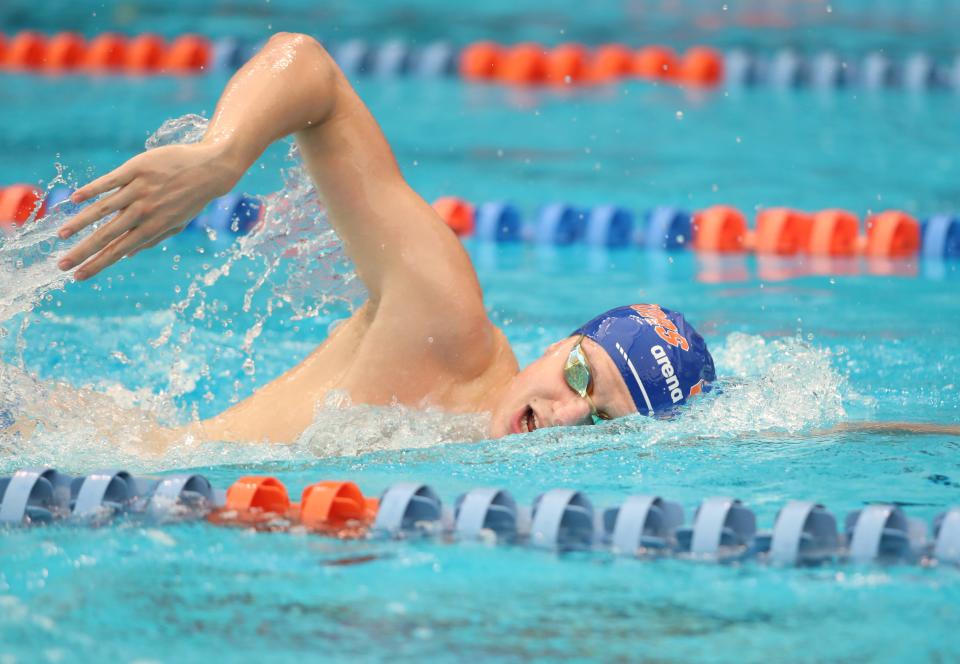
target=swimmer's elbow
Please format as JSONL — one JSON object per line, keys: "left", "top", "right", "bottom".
{"left": 266, "top": 32, "right": 335, "bottom": 72}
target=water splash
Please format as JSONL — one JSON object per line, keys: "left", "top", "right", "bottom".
{"left": 0, "top": 114, "right": 859, "bottom": 475}
{"left": 144, "top": 114, "right": 365, "bottom": 403}
{"left": 489, "top": 332, "right": 855, "bottom": 459}
{"left": 0, "top": 166, "right": 82, "bottom": 328}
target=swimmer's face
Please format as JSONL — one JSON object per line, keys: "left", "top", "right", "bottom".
{"left": 489, "top": 336, "right": 637, "bottom": 438}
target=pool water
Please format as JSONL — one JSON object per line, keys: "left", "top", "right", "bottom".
{"left": 2, "top": 3, "right": 960, "bottom": 662}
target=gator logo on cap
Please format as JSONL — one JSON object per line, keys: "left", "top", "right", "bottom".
{"left": 688, "top": 379, "right": 705, "bottom": 399}
{"left": 629, "top": 304, "right": 690, "bottom": 352}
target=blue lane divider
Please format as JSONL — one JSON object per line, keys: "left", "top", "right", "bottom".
{"left": 4, "top": 469, "right": 960, "bottom": 568}
{"left": 28, "top": 183, "right": 960, "bottom": 261}
{"left": 197, "top": 36, "right": 960, "bottom": 93}
{"left": 724, "top": 48, "right": 960, "bottom": 90}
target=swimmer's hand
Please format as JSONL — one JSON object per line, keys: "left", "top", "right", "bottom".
{"left": 57, "top": 143, "right": 241, "bottom": 280}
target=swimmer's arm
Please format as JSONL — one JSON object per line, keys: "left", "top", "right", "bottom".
{"left": 826, "top": 421, "right": 960, "bottom": 436}
{"left": 61, "top": 33, "right": 486, "bottom": 329}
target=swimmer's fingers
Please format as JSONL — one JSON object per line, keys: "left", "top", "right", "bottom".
{"left": 69, "top": 163, "right": 136, "bottom": 205}
{"left": 72, "top": 225, "right": 153, "bottom": 281}
{"left": 59, "top": 203, "right": 143, "bottom": 272}
{"left": 58, "top": 182, "right": 139, "bottom": 241}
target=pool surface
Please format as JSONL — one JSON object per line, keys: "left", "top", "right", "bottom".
{"left": 2, "top": 1, "right": 960, "bottom": 662}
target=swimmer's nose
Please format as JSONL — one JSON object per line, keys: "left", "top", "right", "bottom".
{"left": 551, "top": 393, "right": 593, "bottom": 427}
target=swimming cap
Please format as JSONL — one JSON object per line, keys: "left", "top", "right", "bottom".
{"left": 572, "top": 304, "right": 715, "bottom": 416}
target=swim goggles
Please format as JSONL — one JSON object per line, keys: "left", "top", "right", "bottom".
{"left": 563, "top": 335, "right": 612, "bottom": 425}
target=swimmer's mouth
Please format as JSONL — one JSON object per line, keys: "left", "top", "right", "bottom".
{"left": 515, "top": 405, "right": 541, "bottom": 434}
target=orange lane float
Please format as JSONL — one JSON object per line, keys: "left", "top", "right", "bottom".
{"left": 164, "top": 34, "right": 211, "bottom": 72}
{"left": 432, "top": 196, "right": 475, "bottom": 236}
{"left": 633, "top": 45, "right": 678, "bottom": 80}
{"left": 300, "top": 481, "right": 379, "bottom": 535}
{"left": 679, "top": 46, "right": 724, "bottom": 86}
{"left": 209, "top": 475, "right": 378, "bottom": 536}
{"left": 693, "top": 205, "right": 748, "bottom": 253}
{"left": 865, "top": 211, "right": 921, "bottom": 258}
{"left": 42, "top": 32, "right": 87, "bottom": 71}
{"left": 754, "top": 208, "right": 813, "bottom": 255}
{"left": 546, "top": 43, "right": 588, "bottom": 85}
{"left": 125, "top": 34, "right": 166, "bottom": 73}
{"left": 5, "top": 31, "right": 46, "bottom": 69}
{"left": 459, "top": 41, "right": 503, "bottom": 81}
{"left": 84, "top": 33, "right": 128, "bottom": 71}
{"left": 587, "top": 43, "right": 633, "bottom": 83}
{"left": 808, "top": 209, "right": 860, "bottom": 257}
{"left": 0, "top": 185, "right": 45, "bottom": 226}
{"left": 498, "top": 43, "right": 548, "bottom": 85}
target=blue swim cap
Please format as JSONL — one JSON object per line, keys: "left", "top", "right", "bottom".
{"left": 572, "top": 304, "right": 715, "bottom": 416}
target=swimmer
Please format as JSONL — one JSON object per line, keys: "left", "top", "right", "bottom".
{"left": 51, "top": 33, "right": 958, "bottom": 444}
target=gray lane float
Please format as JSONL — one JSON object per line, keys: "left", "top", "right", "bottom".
{"left": 71, "top": 470, "right": 156, "bottom": 520}
{"left": 675, "top": 497, "right": 756, "bottom": 559}
{"left": 373, "top": 483, "right": 443, "bottom": 536}
{"left": 148, "top": 474, "right": 219, "bottom": 520}
{"left": 454, "top": 488, "right": 520, "bottom": 542}
{"left": 933, "top": 508, "right": 960, "bottom": 563}
{"left": 1, "top": 468, "right": 218, "bottom": 527}
{"left": 4, "top": 468, "right": 960, "bottom": 569}
{"left": 845, "top": 504, "right": 927, "bottom": 564}
{"left": 757, "top": 501, "right": 839, "bottom": 566}
{"left": 603, "top": 495, "right": 683, "bottom": 555}
{"left": 529, "top": 489, "right": 594, "bottom": 550}
{"left": 0, "top": 468, "right": 72, "bottom": 525}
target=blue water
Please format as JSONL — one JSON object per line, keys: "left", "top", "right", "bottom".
{"left": 2, "top": 2, "right": 960, "bottom": 662}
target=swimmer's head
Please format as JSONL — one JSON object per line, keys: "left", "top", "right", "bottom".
{"left": 488, "top": 304, "right": 715, "bottom": 437}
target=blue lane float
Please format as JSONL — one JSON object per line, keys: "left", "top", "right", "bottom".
{"left": 187, "top": 193, "right": 262, "bottom": 234}
{"left": 474, "top": 202, "right": 523, "bottom": 242}
{"left": 585, "top": 205, "right": 634, "bottom": 248}
{"left": 644, "top": 206, "right": 692, "bottom": 250}
{"left": 723, "top": 48, "right": 959, "bottom": 91}
{"left": 535, "top": 204, "right": 586, "bottom": 245}
{"left": 4, "top": 470, "right": 960, "bottom": 568}
{"left": 921, "top": 215, "right": 960, "bottom": 260}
